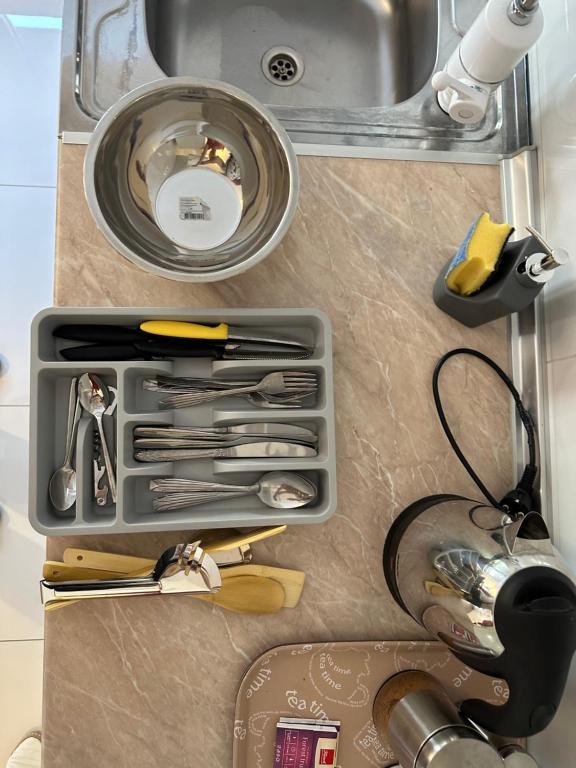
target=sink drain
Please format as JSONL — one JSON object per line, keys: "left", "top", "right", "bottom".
{"left": 262, "top": 46, "right": 304, "bottom": 86}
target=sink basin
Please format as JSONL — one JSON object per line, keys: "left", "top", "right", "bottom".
{"left": 61, "top": 0, "right": 530, "bottom": 156}
{"left": 144, "top": 0, "right": 438, "bottom": 110}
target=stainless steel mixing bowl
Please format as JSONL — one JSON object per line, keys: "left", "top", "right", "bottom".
{"left": 84, "top": 77, "right": 299, "bottom": 282}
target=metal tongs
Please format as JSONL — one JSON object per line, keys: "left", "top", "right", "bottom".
{"left": 40, "top": 542, "right": 222, "bottom": 607}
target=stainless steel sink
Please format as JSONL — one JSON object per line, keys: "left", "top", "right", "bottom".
{"left": 61, "top": 0, "right": 530, "bottom": 156}
{"left": 144, "top": 0, "right": 438, "bottom": 110}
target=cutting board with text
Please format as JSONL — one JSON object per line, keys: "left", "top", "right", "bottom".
{"left": 233, "top": 640, "right": 510, "bottom": 768}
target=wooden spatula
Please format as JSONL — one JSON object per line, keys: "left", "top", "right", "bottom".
{"left": 196, "top": 575, "right": 285, "bottom": 614}
{"left": 217, "top": 564, "right": 305, "bottom": 608}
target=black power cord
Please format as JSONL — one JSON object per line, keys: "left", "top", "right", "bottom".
{"left": 432, "top": 348, "right": 538, "bottom": 516}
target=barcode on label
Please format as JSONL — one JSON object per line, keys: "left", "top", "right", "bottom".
{"left": 179, "top": 197, "right": 211, "bottom": 221}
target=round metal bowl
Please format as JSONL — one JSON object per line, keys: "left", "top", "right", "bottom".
{"left": 84, "top": 77, "right": 299, "bottom": 282}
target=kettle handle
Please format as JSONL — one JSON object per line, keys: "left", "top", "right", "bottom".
{"left": 459, "top": 567, "right": 576, "bottom": 737}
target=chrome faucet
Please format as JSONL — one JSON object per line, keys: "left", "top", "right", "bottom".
{"left": 432, "top": 0, "right": 543, "bottom": 124}
{"left": 508, "top": 0, "right": 540, "bottom": 25}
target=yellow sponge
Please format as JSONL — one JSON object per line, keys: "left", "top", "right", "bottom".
{"left": 446, "top": 212, "right": 514, "bottom": 296}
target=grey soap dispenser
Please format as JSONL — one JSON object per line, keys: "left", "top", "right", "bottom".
{"left": 433, "top": 226, "right": 569, "bottom": 327}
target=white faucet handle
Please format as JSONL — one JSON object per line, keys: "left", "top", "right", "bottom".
{"left": 432, "top": 71, "right": 476, "bottom": 98}
{"left": 432, "top": 70, "right": 490, "bottom": 125}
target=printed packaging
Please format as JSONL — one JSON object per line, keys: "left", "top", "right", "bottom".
{"left": 274, "top": 717, "right": 340, "bottom": 768}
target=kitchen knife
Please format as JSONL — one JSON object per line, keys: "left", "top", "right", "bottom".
{"left": 133, "top": 423, "right": 317, "bottom": 438}
{"left": 60, "top": 343, "right": 153, "bottom": 361}
{"left": 54, "top": 324, "right": 144, "bottom": 343}
{"left": 59, "top": 337, "right": 230, "bottom": 361}
{"left": 133, "top": 436, "right": 316, "bottom": 449}
{"left": 134, "top": 441, "right": 317, "bottom": 461}
{"left": 138, "top": 340, "right": 312, "bottom": 359}
{"left": 54, "top": 322, "right": 312, "bottom": 356}
{"left": 140, "top": 320, "right": 313, "bottom": 351}
{"left": 59, "top": 339, "right": 310, "bottom": 361}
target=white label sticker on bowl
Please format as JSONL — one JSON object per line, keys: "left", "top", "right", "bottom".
{"left": 179, "top": 197, "right": 211, "bottom": 222}
{"left": 155, "top": 167, "right": 242, "bottom": 251}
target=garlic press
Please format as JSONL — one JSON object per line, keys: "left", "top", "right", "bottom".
{"left": 41, "top": 542, "right": 222, "bottom": 607}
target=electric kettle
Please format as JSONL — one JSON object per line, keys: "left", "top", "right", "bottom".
{"left": 383, "top": 494, "right": 576, "bottom": 737}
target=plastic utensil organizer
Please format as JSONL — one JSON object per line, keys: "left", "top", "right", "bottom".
{"left": 29, "top": 308, "right": 336, "bottom": 536}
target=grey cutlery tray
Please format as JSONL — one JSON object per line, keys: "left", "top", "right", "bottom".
{"left": 29, "top": 308, "right": 336, "bottom": 536}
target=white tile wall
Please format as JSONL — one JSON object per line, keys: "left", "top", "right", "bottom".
{"left": 538, "top": 354, "right": 576, "bottom": 766}
{"left": 547, "top": 356, "right": 576, "bottom": 567}
{"left": 0, "top": 186, "right": 56, "bottom": 406}
{"left": 529, "top": 4, "right": 576, "bottom": 766}
{"left": 0, "top": 7, "right": 61, "bottom": 187}
{"left": 0, "top": 0, "right": 61, "bottom": 762}
{"left": 529, "top": 0, "right": 576, "bottom": 564}
{"left": 531, "top": 0, "right": 576, "bottom": 366}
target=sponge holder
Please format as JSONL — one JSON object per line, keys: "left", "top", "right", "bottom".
{"left": 433, "top": 235, "right": 547, "bottom": 328}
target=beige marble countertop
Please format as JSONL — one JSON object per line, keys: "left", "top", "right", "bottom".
{"left": 44, "top": 145, "right": 512, "bottom": 767}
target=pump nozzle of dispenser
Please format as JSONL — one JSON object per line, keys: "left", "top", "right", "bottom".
{"left": 520, "top": 225, "right": 570, "bottom": 284}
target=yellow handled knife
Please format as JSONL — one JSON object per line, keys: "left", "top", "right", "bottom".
{"left": 140, "top": 320, "right": 312, "bottom": 351}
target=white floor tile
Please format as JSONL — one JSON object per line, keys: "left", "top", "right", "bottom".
{"left": 0, "top": 9, "right": 61, "bottom": 187}
{"left": 0, "top": 186, "right": 55, "bottom": 406}
{"left": 0, "top": 407, "right": 45, "bottom": 642}
{"left": 0, "top": 640, "right": 43, "bottom": 766}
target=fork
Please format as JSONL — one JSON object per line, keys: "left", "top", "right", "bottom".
{"left": 144, "top": 376, "right": 256, "bottom": 393}
{"left": 246, "top": 392, "right": 314, "bottom": 409}
{"left": 158, "top": 371, "right": 318, "bottom": 409}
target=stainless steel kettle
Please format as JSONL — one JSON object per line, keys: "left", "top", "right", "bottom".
{"left": 384, "top": 493, "right": 576, "bottom": 737}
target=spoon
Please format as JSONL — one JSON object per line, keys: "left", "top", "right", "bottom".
{"left": 78, "top": 373, "right": 117, "bottom": 502}
{"left": 150, "top": 472, "right": 318, "bottom": 511}
{"left": 49, "top": 378, "right": 81, "bottom": 511}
